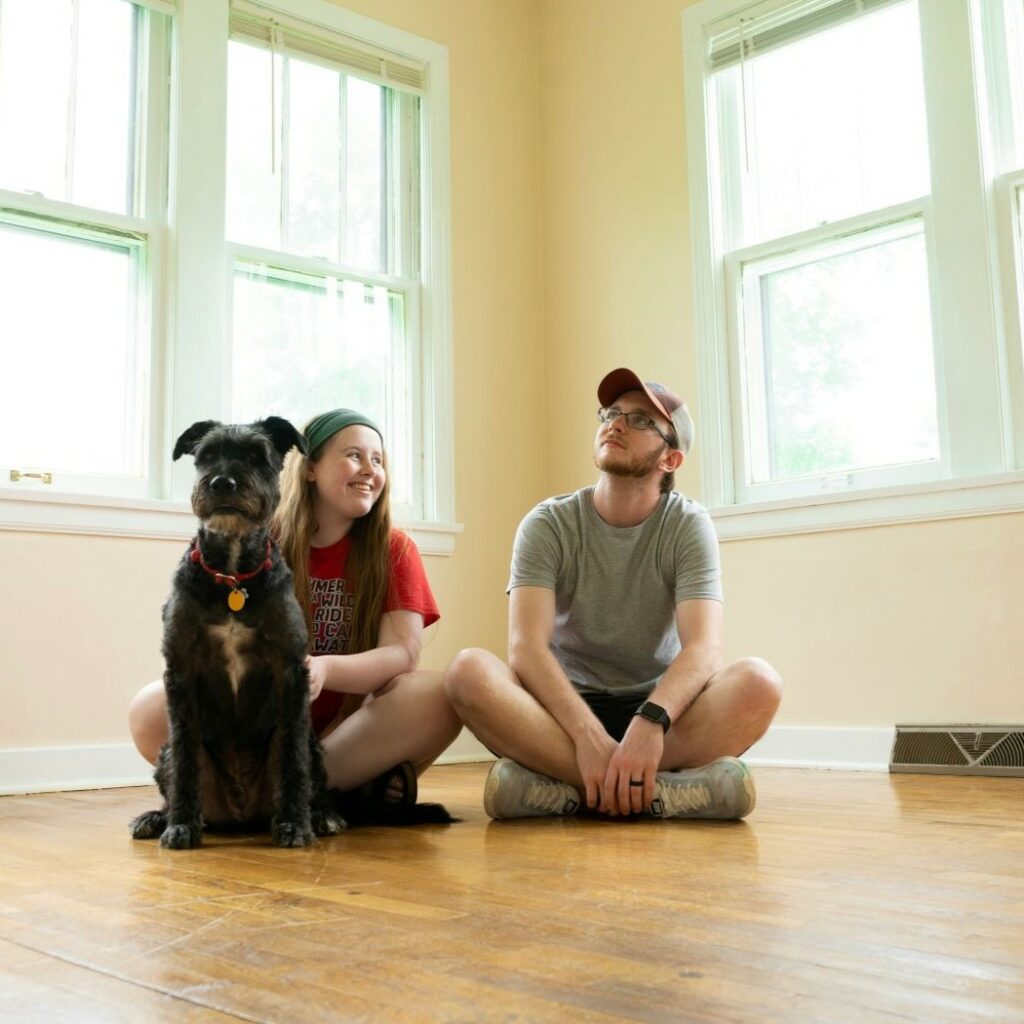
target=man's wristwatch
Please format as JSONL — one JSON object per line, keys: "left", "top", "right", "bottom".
{"left": 634, "top": 700, "right": 671, "bottom": 733}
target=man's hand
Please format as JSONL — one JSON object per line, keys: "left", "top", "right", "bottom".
{"left": 305, "top": 655, "right": 328, "bottom": 701}
{"left": 601, "top": 717, "right": 664, "bottom": 815}
{"left": 573, "top": 727, "right": 619, "bottom": 811}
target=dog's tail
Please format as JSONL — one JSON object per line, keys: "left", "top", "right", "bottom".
{"left": 328, "top": 786, "right": 459, "bottom": 827}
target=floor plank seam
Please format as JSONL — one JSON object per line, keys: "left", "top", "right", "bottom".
{"left": 0, "top": 933, "right": 269, "bottom": 1024}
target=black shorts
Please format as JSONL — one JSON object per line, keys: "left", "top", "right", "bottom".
{"left": 581, "top": 691, "right": 649, "bottom": 742}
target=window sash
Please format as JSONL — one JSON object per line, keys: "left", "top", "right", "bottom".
{"left": 0, "top": 207, "right": 156, "bottom": 497}
{"left": 224, "top": 41, "right": 419, "bottom": 278}
{"left": 225, "top": 242, "right": 423, "bottom": 519}
{"left": 726, "top": 207, "right": 946, "bottom": 502}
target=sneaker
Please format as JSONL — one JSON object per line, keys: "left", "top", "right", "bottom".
{"left": 484, "top": 758, "right": 581, "bottom": 820}
{"left": 648, "top": 757, "right": 756, "bottom": 820}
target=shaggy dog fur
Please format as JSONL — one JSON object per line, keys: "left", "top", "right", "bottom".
{"left": 130, "top": 417, "right": 345, "bottom": 849}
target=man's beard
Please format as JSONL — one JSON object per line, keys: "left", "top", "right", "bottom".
{"left": 594, "top": 443, "right": 666, "bottom": 480}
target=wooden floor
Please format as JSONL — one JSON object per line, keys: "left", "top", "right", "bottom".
{"left": 0, "top": 764, "right": 1022, "bottom": 1024}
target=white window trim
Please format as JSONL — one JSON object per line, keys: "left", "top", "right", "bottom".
{"left": 0, "top": 0, "right": 461, "bottom": 554}
{"left": 0, "top": 487, "right": 461, "bottom": 554}
{"left": 682, "top": 0, "right": 1023, "bottom": 539}
{"left": 711, "top": 470, "right": 1024, "bottom": 541}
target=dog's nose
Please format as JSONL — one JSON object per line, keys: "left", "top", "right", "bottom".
{"left": 210, "top": 475, "right": 237, "bottom": 494}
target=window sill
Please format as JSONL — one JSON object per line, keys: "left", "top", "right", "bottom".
{"left": 709, "top": 471, "right": 1024, "bottom": 541}
{"left": 0, "top": 487, "right": 463, "bottom": 556}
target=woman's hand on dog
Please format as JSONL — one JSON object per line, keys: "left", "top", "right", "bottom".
{"left": 306, "top": 655, "right": 328, "bottom": 700}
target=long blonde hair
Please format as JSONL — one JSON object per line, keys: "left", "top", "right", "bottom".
{"left": 273, "top": 430, "right": 395, "bottom": 716}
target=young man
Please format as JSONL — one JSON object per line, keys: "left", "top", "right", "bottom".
{"left": 444, "top": 367, "right": 782, "bottom": 820}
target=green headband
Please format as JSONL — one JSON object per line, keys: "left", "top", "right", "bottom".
{"left": 303, "top": 408, "right": 383, "bottom": 456}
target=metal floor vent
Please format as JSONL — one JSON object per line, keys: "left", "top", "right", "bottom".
{"left": 890, "top": 725, "right": 1024, "bottom": 777}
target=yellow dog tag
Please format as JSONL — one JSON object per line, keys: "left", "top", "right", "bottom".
{"left": 227, "top": 589, "right": 246, "bottom": 612}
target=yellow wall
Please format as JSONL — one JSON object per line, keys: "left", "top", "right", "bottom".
{"left": 2, "top": 0, "right": 1020, "bottom": 754}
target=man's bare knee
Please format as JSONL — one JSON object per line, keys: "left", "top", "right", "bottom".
{"left": 443, "top": 648, "right": 504, "bottom": 709}
{"left": 733, "top": 657, "right": 783, "bottom": 718}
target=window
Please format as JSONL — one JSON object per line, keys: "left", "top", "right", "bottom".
{"left": 977, "top": 0, "right": 1024, "bottom": 470}
{"left": 1, "top": 0, "right": 456, "bottom": 548}
{"left": 223, "top": 11, "right": 423, "bottom": 516}
{"left": 685, "top": 0, "right": 1019, "bottom": 536}
{"left": 0, "top": 0, "right": 170, "bottom": 498}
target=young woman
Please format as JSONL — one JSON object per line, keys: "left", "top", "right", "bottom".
{"left": 128, "top": 408, "right": 461, "bottom": 816}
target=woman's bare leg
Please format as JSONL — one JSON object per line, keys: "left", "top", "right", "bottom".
{"left": 128, "top": 680, "right": 168, "bottom": 765}
{"left": 319, "top": 669, "right": 461, "bottom": 790}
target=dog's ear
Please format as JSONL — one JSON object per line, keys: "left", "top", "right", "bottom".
{"left": 257, "top": 416, "right": 307, "bottom": 459}
{"left": 173, "top": 420, "right": 220, "bottom": 461}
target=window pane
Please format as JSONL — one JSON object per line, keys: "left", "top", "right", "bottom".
{"left": 225, "top": 39, "right": 390, "bottom": 271}
{"left": 0, "top": 220, "right": 144, "bottom": 476}
{"left": 345, "top": 76, "right": 384, "bottom": 271}
{"left": 286, "top": 59, "right": 341, "bottom": 261}
{"left": 231, "top": 263, "right": 411, "bottom": 503}
{"left": 716, "top": 2, "right": 930, "bottom": 245}
{"left": 0, "top": 0, "right": 138, "bottom": 214}
{"left": 0, "top": 0, "right": 74, "bottom": 201}
{"left": 72, "top": 0, "right": 135, "bottom": 212}
{"left": 226, "top": 41, "right": 280, "bottom": 249}
{"left": 746, "top": 227, "right": 939, "bottom": 482}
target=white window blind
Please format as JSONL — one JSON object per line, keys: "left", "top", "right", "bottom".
{"left": 229, "top": 0, "right": 425, "bottom": 93}
{"left": 707, "top": 0, "right": 903, "bottom": 71}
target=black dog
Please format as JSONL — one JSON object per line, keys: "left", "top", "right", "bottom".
{"left": 130, "top": 417, "right": 345, "bottom": 849}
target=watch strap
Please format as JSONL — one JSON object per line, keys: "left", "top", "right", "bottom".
{"left": 634, "top": 700, "right": 671, "bottom": 733}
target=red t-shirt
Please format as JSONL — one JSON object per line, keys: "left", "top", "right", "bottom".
{"left": 308, "top": 529, "right": 439, "bottom": 734}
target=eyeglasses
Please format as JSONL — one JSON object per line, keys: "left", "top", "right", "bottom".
{"left": 597, "top": 406, "right": 675, "bottom": 446}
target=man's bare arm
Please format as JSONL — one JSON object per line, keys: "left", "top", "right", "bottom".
{"left": 646, "top": 599, "right": 724, "bottom": 721}
{"left": 508, "top": 586, "right": 616, "bottom": 808}
{"left": 602, "top": 600, "right": 724, "bottom": 814}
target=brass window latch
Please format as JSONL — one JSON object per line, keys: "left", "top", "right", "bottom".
{"left": 9, "top": 470, "right": 53, "bottom": 485}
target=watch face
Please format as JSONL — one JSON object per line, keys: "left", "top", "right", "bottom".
{"left": 637, "top": 702, "right": 670, "bottom": 731}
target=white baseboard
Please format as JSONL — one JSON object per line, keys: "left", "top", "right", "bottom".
{"left": 0, "top": 743, "right": 155, "bottom": 796}
{"left": 744, "top": 725, "right": 895, "bottom": 771}
{"left": 0, "top": 728, "right": 496, "bottom": 797}
{"left": 0, "top": 726, "right": 893, "bottom": 796}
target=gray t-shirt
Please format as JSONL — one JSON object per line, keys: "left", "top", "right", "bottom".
{"left": 507, "top": 487, "right": 723, "bottom": 697}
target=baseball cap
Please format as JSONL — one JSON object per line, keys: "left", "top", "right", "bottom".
{"left": 597, "top": 367, "right": 694, "bottom": 454}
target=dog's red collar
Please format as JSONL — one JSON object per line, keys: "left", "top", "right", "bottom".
{"left": 189, "top": 540, "right": 273, "bottom": 612}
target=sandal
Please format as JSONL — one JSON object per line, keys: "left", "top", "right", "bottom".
{"left": 372, "top": 761, "right": 418, "bottom": 809}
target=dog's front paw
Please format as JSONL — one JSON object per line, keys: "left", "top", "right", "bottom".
{"left": 130, "top": 810, "right": 167, "bottom": 840}
{"left": 160, "top": 823, "right": 202, "bottom": 849}
{"left": 311, "top": 808, "right": 347, "bottom": 836}
{"left": 272, "top": 821, "right": 315, "bottom": 847}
